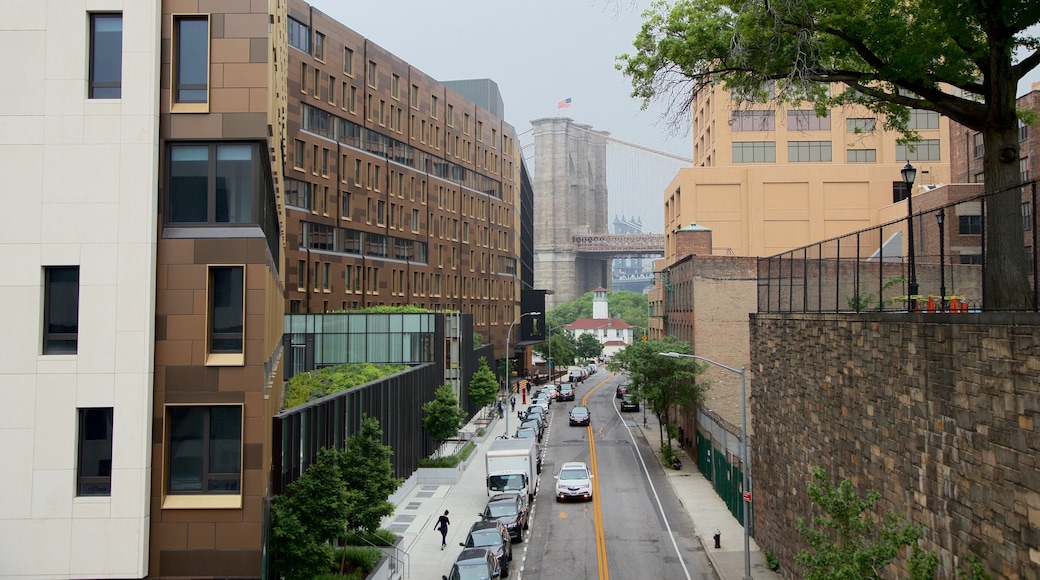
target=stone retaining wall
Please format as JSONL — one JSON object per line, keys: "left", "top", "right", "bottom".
{"left": 750, "top": 312, "right": 1040, "bottom": 578}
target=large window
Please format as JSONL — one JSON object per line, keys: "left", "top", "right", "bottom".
{"left": 959, "top": 215, "right": 982, "bottom": 235}
{"left": 896, "top": 139, "right": 941, "bottom": 161}
{"left": 907, "top": 109, "right": 939, "bottom": 130}
{"left": 287, "top": 17, "right": 310, "bottom": 52}
{"left": 166, "top": 406, "right": 242, "bottom": 494}
{"left": 731, "top": 111, "right": 774, "bottom": 132}
{"left": 847, "top": 149, "right": 876, "bottom": 163}
{"left": 732, "top": 141, "right": 776, "bottom": 163}
{"left": 168, "top": 143, "right": 258, "bottom": 224}
{"left": 788, "top": 141, "right": 832, "bottom": 162}
{"left": 43, "top": 266, "right": 79, "bottom": 354}
{"left": 788, "top": 110, "right": 830, "bottom": 131}
{"left": 88, "top": 14, "right": 122, "bottom": 98}
{"left": 846, "top": 118, "right": 876, "bottom": 132}
{"left": 209, "top": 266, "right": 244, "bottom": 355}
{"left": 173, "top": 16, "right": 209, "bottom": 106}
{"left": 313, "top": 31, "right": 325, "bottom": 60}
{"left": 77, "top": 408, "right": 113, "bottom": 496}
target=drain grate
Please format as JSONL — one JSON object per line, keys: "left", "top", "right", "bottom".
{"left": 421, "top": 485, "right": 440, "bottom": 492}
{"left": 388, "top": 523, "right": 409, "bottom": 533}
{"left": 415, "top": 492, "right": 434, "bottom": 498}
{"left": 393, "top": 514, "right": 416, "bottom": 523}
{"left": 405, "top": 501, "right": 422, "bottom": 510}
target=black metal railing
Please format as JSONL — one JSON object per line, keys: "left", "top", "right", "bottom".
{"left": 758, "top": 180, "right": 1038, "bottom": 313}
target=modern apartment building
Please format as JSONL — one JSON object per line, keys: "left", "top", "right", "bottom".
{"left": 0, "top": 3, "right": 161, "bottom": 578}
{"left": 283, "top": 0, "right": 528, "bottom": 353}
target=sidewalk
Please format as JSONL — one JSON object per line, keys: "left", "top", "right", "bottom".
{"left": 381, "top": 394, "right": 781, "bottom": 579}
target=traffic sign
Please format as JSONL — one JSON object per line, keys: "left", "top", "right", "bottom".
{"left": 743, "top": 491, "right": 752, "bottom": 502}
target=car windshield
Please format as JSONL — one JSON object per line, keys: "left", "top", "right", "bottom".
{"left": 486, "top": 503, "right": 517, "bottom": 517}
{"left": 468, "top": 530, "right": 502, "bottom": 547}
{"left": 571, "top": 408, "right": 588, "bottom": 416}
{"left": 488, "top": 474, "right": 525, "bottom": 492}
{"left": 560, "top": 468, "right": 588, "bottom": 481}
{"left": 453, "top": 563, "right": 492, "bottom": 580}
{"left": 515, "top": 429, "right": 535, "bottom": 438}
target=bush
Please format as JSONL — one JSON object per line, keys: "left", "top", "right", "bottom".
{"left": 343, "top": 528, "right": 397, "bottom": 547}
{"left": 330, "top": 545, "right": 383, "bottom": 576}
{"left": 458, "top": 441, "right": 476, "bottom": 461}
{"left": 476, "top": 427, "right": 486, "bottom": 437}
{"left": 763, "top": 548, "right": 780, "bottom": 572}
{"left": 418, "top": 455, "right": 462, "bottom": 468}
{"left": 284, "top": 363, "right": 409, "bottom": 409}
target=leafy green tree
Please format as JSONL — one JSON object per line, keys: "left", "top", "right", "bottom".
{"left": 270, "top": 448, "right": 351, "bottom": 579}
{"left": 533, "top": 330, "right": 577, "bottom": 370}
{"left": 337, "top": 416, "right": 403, "bottom": 534}
{"left": 617, "top": 0, "right": 1040, "bottom": 309}
{"left": 422, "top": 384, "right": 465, "bottom": 457}
{"left": 576, "top": 332, "right": 604, "bottom": 361}
{"left": 468, "top": 357, "right": 499, "bottom": 414}
{"left": 546, "top": 290, "right": 648, "bottom": 330}
{"left": 795, "top": 467, "right": 938, "bottom": 580}
{"left": 607, "top": 337, "right": 706, "bottom": 446}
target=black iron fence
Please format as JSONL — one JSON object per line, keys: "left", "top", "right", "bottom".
{"left": 759, "top": 180, "right": 1039, "bottom": 313}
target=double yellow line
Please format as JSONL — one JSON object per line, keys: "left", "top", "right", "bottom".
{"left": 581, "top": 374, "right": 612, "bottom": 580}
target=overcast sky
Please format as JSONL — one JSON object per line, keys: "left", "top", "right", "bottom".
{"left": 306, "top": 0, "right": 1040, "bottom": 162}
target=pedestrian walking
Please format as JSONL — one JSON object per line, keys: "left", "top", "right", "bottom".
{"left": 510, "top": 396, "right": 516, "bottom": 411}
{"left": 436, "top": 510, "right": 450, "bottom": 549}
{"left": 497, "top": 399, "right": 504, "bottom": 419}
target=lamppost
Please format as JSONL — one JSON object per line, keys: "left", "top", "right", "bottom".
{"left": 936, "top": 208, "right": 947, "bottom": 311}
{"left": 660, "top": 351, "right": 752, "bottom": 580}
{"left": 902, "top": 162, "right": 918, "bottom": 309}
{"left": 506, "top": 311, "right": 540, "bottom": 435}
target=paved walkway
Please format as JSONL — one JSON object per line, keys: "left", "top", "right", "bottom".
{"left": 381, "top": 381, "right": 781, "bottom": 579}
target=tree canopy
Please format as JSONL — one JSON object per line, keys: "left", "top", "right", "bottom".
{"left": 618, "top": 0, "right": 1040, "bottom": 309}
{"left": 547, "top": 290, "right": 648, "bottom": 330}
{"left": 468, "top": 357, "right": 499, "bottom": 412}
{"left": 576, "top": 332, "right": 605, "bottom": 360}
{"left": 533, "top": 330, "right": 577, "bottom": 369}
{"left": 422, "top": 384, "right": 465, "bottom": 456}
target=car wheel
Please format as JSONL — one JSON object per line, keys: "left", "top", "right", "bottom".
{"left": 501, "top": 560, "right": 510, "bottom": 577}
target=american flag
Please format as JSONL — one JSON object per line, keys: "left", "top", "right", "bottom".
{"left": 557, "top": 97, "right": 572, "bottom": 108}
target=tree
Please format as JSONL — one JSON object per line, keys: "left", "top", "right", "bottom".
{"left": 617, "top": 0, "right": 1040, "bottom": 309}
{"left": 337, "top": 416, "right": 403, "bottom": 534}
{"left": 607, "top": 337, "right": 706, "bottom": 446}
{"left": 546, "top": 290, "right": 648, "bottom": 330}
{"left": 422, "top": 384, "right": 465, "bottom": 457}
{"left": 533, "top": 330, "right": 578, "bottom": 369}
{"left": 468, "top": 357, "right": 499, "bottom": 415}
{"left": 576, "top": 332, "right": 605, "bottom": 360}
{"left": 270, "top": 448, "right": 351, "bottom": 579}
{"left": 795, "top": 467, "right": 938, "bottom": 580}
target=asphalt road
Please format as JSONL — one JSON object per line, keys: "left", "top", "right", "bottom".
{"left": 516, "top": 371, "right": 718, "bottom": 580}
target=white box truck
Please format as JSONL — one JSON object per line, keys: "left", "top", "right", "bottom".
{"left": 486, "top": 438, "right": 539, "bottom": 501}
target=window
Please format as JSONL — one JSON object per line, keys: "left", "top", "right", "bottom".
{"left": 896, "top": 139, "right": 941, "bottom": 161}
{"left": 77, "top": 408, "right": 113, "bottom": 496}
{"left": 209, "top": 266, "right": 244, "bottom": 356}
{"left": 343, "top": 48, "right": 354, "bottom": 75}
{"left": 1020, "top": 119, "right": 1029, "bottom": 142}
{"left": 447, "top": 104, "right": 454, "bottom": 126}
{"left": 297, "top": 260, "right": 305, "bottom": 290}
{"left": 168, "top": 143, "right": 257, "bottom": 224}
{"left": 411, "top": 84, "right": 419, "bottom": 108}
{"left": 892, "top": 181, "right": 909, "bottom": 203}
{"left": 88, "top": 14, "right": 122, "bottom": 98}
{"left": 907, "top": 109, "right": 939, "bottom": 130}
{"left": 430, "top": 95, "right": 438, "bottom": 118}
{"left": 342, "top": 191, "right": 352, "bottom": 220}
{"left": 788, "top": 110, "right": 830, "bottom": 131}
{"left": 846, "top": 118, "right": 876, "bottom": 132}
{"left": 972, "top": 133, "right": 984, "bottom": 159}
{"left": 173, "top": 16, "right": 209, "bottom": 107}
{"left": 293, "top": 139, "right": 305, "bottom": 170}
{"left": 391, "top": 73, "right": 400, "bottom": 99}
{"left": 959, "top": 215, "right": 982, "bottom": 235}
{"left": 1022, "top": 157, "right": 1031, "bottom": 183}
{"left": 166, "top": 406, "right": 242, "bottom": 494}
{"left": 412, "top": 208, "right": 420, "bottom": 232}
{"left": 287, "top": 17, "right": 309, "bottom": 52}
{"left": 313, "top": 31, "right": 325, "bottom": 60}
{"left": 367, "top": 61, "right": 377, "bottom": 88}
{"left": 847, "top": 149, "right": 876, "bottom": 162}
{"left": 788, "top": 141, "right": 832, "bottom": 162}
{"left": 959, "top": 254, "right": 983, "bottom": 264}
{"left": 732, "top": 142, "right": 776, "bottom": 163}
{"left": 43, "top": 266, "right": 79, "bottom": 354}
{"left": 284, "top": 178, "right": 311, "bottom": 210}
{"left": 1023, "top": 202, "right": 1033, "bottom": 232}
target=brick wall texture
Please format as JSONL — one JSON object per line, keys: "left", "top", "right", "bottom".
{"left": 750, "top": 312, "right": 1040, "bottom": 579}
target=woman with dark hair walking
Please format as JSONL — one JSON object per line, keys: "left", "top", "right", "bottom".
{"left": 436, "top": 510, "right": 450, "bottom": 549}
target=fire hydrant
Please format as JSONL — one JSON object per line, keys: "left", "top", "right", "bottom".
{"left": 713, "top": 529, "right": 721, "bottom": 549}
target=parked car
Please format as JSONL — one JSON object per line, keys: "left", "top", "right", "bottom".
{"left": 568, "top": 405, "right": 591, "bottom": 426}
{"left": 620, "top": 394, "right": 640, "bottom": 412}
{"left": 615, "top": 384, "right": 629, "bottom": 399}
{"left": 514, "top": 426, "right": 537, "bottom": 440}
{"left": 442, "top": 547, "right": 500, "bottom": 580}
{"left": 556, "top": 384, "right": 575, "bottom": 401}
{"left": 518, "top": 418, "right": 544, "bottom": 441}
{"left": 568, "top": 369, "right": 585, "bottom": 383}
{"left": 460, "top": 519, "right": 512, "bottom": 576}
{"left": 555, "top": 461, "right": 593, "bottom": 502}
{"left": 480, "top": 492, "right": 529, "bottom": 541}
{"left": 585, "top": 364, "right": 596, "bottom": 375}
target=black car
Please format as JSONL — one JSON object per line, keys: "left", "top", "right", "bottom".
{"left": 460, "top": 519, "right": 512, "bottom": 576}
{"left": 556, "top": 384, "right": 575, "bottom": 401}
{"left": 569, "top": 405, "right": 591, "bottom": 426}
{"left": 443, "top": 547, "right": 501, "bottom": 580}
{"left": 616, "top": 384, "right": 629, "bottom": 399}
{"left": 521, "top": 405, "right": 545, "bottom": 423}
{"left": 620, "top": 394, "right": 640, "bottom": 412}
{"left": 481, "top": 492, "right": 529, "bottom": 542}
{"left": 518, "top": 418, "right": 544, "bottom": 441}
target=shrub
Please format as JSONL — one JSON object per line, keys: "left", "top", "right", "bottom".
{"left": 284, "top": 363, "right": 408, "bottom": 409}
{"left": 343, "top": 528, "right": 398, "bottom": 547}
{"left": 418, "top": 455, "right": 462, "bottom": 468}
{"left": 457, "top": 441, "right": 476, "bottom": 462}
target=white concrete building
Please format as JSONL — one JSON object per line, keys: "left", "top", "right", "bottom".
{"left": 0, "top": 3, "right": 160, "bottom": 578}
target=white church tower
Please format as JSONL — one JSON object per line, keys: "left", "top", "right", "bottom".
{"left": 592, "top": 287, "right": 609, "bottom": 319}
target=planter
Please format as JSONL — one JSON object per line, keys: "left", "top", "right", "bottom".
{"left": 415, "top": 465, "right": 462, "bottom": 485}
{"left": 374, "top": 535, "right": 405, "bottom": 580}
{"left": 364, "top": 553, "right": 391, "bottom": 580}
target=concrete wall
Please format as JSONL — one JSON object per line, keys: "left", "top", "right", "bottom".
{"left": 750, "top": 312, "right": 1040, "bottom": 578}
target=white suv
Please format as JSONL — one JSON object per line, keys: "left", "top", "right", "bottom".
{"left": 555, "top": 461, "right": 593, "bottom": 502}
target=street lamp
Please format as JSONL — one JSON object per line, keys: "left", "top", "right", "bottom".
{"left": 660, "top": 351, "right": 752, "bottom": 580}
{"left": 506, "top": 311, "right": 540, "bottom": 435}
{"left": 902, "top": 162, "right": 918, "bottom": 309}
{"left": 936, "top": 208, "right": 947, "bottom": 312}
